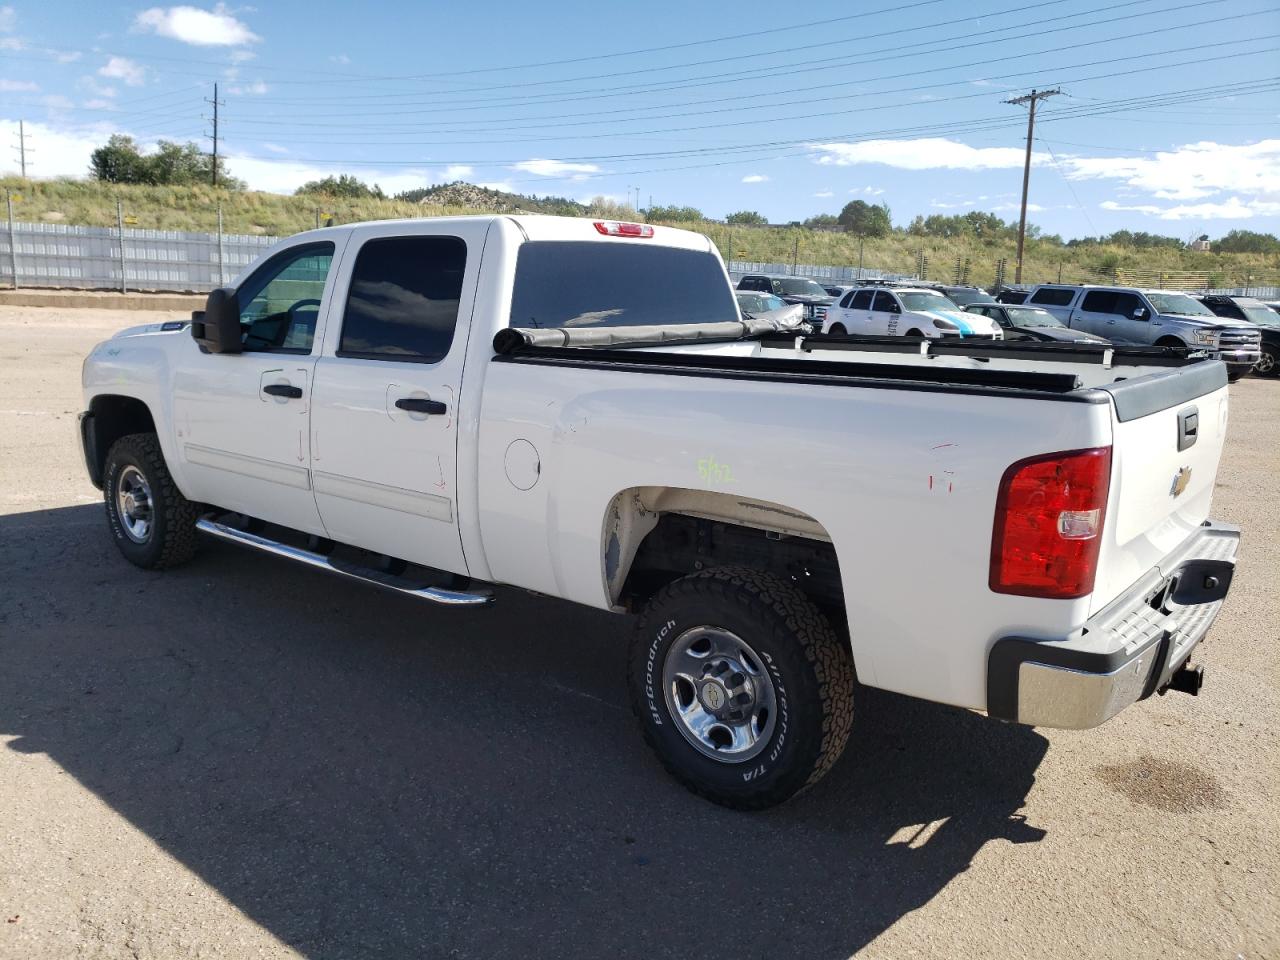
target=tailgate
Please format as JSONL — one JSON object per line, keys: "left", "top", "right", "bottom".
{"left": 1090, "top": 361, "right": 1230, "bottom": 613}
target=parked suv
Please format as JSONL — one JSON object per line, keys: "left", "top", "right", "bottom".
{"left": 737, "top": 274, "right": 834, "bottom": 325}
{"left": 823, "top": 286, "right": 1003, "bottom": 339}
{"left": 928, "top": 284, "right": 998, "bottom": 308}
{"left": 1199, "top": 295, "right": 1280, "bottom": 377}
{"left": 1026, "top": 285, "right": 1261, "bottom": 381}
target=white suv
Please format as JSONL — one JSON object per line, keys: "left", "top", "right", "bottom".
{"left": 824, "top": 286, "right": 1003, "bottom": 339}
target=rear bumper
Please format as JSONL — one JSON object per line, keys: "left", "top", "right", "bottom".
{"left": 987, "top": 521, "right": 1240, "bottom": 729}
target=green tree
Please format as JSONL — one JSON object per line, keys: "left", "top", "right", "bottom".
{"left": 296, "top": 174, "right": 385, "bottom": 199}
{"left": 89, "top": 134, "right": 242, "bottom": 188}
{"left": 725, "top": 210, "right": 766, "bottom": 225}
{"left": 803, "top": 213, "right": 839, "bottom": 229}
{"left": 647, "top": 204, "right": 704, "bottom": 222}
{"left": 837, "top": 200, "right": 891, "bottom": 237}
{"left": 1214, "top": 229, "right": 1280, "bottom": 254}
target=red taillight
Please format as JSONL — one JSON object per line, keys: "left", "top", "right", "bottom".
{"left": 593, "top": 220, "right": 654, "bottom": 238}
{"left": 990, "top": 446, "right": 1112, "bottom": 599}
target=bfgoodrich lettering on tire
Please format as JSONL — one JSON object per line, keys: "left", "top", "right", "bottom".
{"left": 103, "top": 432, "right": 199, "bottom": 570}
{"left": 627, "top": 566, "right": 855, "bottom": 809}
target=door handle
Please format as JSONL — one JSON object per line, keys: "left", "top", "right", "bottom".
{"left": 263, "top": 383, "right": 303, "bottom": 398}
{"left": 395, "top": 397, "right": 448, "bottom": 415}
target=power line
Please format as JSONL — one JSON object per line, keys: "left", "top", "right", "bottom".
{"left": 1004, "top": 88, "right": 1062, "bottom": 283}
{"left": 1037, "top": 137, "right": 1099, "bottom": 236}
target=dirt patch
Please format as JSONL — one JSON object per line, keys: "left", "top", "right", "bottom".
{"left": 1096, "top": 754, "right": 1227, "bottom": 813}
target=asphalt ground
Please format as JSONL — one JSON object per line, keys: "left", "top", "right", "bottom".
{"left": 1, "top": 305, "right": 1277, "bottom": 960}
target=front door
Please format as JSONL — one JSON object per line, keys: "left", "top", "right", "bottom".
{"left": 172, "top": 238, "right": 343, "bottom": 535}
{"left": 310, "top": 228, "right": 483, "bottom": 576}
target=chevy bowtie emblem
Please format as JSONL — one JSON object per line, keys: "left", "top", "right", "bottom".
{"left": 1170, "top": 466, "right": 1193, "bottom": 497}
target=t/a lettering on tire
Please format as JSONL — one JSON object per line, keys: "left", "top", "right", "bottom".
{"left": 627, "top": 566, "right": 855, "bottom": 809}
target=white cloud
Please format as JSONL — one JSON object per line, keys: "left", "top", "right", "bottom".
{"left": 134, "top": 4, "right": 260, "bottom": 46}
{"left": 82, "top": 98, "right": 114, "bottom": 110}
{"left": 1100, "top": 197, "right": 1280, "bottom": 221}
{"left": 79, "top": 76, "right": 118, "bottom": 98}
{"left": 329, "top": 53, "right": 350, "bottom": 64}
{"left": 1064, "top": 140, "right": 1280, "bottom": 202}
{"left": 810, "top": 138, "right": 1044, "bottom": 171}
{"left": 992, "top": 202, "right": 1044, "bottom": 213}
{"left": 813, "top": 190, "right": 834, "bottom": 198}
{"left": 0, "top": 78, "right": 37, "bottom": 92}
{"left": 261, "top": 142, "right": 288, "bottom": 154}
{"left": 441, "top": 164, "right": 473, "bottom": 180}
{"left": 476, "top": 180, "right": 515, "bottom": 193}
{"left": 228, "top": 49, "right": 255, "bottom": 63}
{"left": 99, "top": 56, "right": 145, "bottom": 86}
{"left": 742, "top": 174, "right": 769, "bottom": 183}
{"left": 0, "top": 6, "right": 14, "bottom": 32}
{"left": 930, "top": 199, "right": 977, "bottom": 210}
{"left": 512, "top": 158, "right": 601, "bottom": 178}
{"left": 228, "top": 80, "right": 268, "bottom": 95}
{"left": 41, "top": 94, "right": 74, "bottom": 111}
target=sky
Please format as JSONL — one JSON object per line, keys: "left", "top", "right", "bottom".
{"left": 0, "top": 0, "right": 1277, "bottom": 239}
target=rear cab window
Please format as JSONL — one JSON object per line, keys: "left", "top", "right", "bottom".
{"left": 510, "top": 242, "right": 737, "bottom": 329}
{"left": 1030, "top": 287, "right": 1077, "bottom": 307}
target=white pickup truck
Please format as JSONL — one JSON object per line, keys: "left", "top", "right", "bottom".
{"left": 79, "top": 216, "right": 1241, "bottom": 809}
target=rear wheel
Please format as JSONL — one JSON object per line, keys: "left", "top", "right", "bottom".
{"left": 906, "top": 328, "right": 924, "bottom": 338}
{"left": 628, "top": 566, "right": 856, "bottom": 809}
{"left": 103, "top": 432, "right": 199, "bottom": 569}
{"left": 828, "top": 323, "right": 847, "bottom": 336}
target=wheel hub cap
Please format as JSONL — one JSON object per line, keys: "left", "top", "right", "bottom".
{"left": 115, "top": 465, "right": 154, "bottom": 544}
{"left": 663, "top": 626, "right": 777, "bottom": 763}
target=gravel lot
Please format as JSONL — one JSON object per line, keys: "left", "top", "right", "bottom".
{"left": 1, "top": 305, "right": 1277, "bottom": 960}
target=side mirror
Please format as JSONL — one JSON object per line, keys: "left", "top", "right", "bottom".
{"left": 191, "top": 287, "right": 242, "bottom": 354}
{"left": 1132, "top": 306, "right": 1147, "bottom": 319}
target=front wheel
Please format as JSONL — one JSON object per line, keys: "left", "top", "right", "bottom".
{"left": 828, "top": 323, "right": 847, "bottom": 336}
{"left": 103, "top": 432, "right": 200, "bottom": 569}
{"left": 1253, "top": 347, "right": 1277, "bottom": 377}
{"left": 628, "top": 567, "right": 856, "bottom": 809}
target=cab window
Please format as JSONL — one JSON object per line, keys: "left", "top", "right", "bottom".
{"left": 237, "top": 242, "right": 334, "bottom": 354}
{"left": 338, "top": 236, "right": 467, "bottom": 363}
{"left": 1031, "top": 287, "right": 1075, "bottom": 307}
{"left": 850, "top": 290, "right": 874, "bottom": 310}
{"left": 872, "top": 291, "right": 899, "bottom": 313}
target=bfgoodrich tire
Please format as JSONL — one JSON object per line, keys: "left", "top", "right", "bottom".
{"left": 103, "top": 432, "right": 200, "bottom": 570}
{"left": 628, "top": 566, "right": 856, "bottom": 809}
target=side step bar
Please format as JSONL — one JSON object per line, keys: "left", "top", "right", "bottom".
{"left": 196, "top": 518, "right": 494, "bottom": 607}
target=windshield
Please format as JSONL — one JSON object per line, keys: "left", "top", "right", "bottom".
{"left": 1146, "top": 292, "right": 1216, "bottom": 318}
{"left": 771, "top": 278, "right": 828, "bottom": 298}
{"left": 1236, "top": 300, "right": 1280, "bottom": 326}
{"left": 510, "top": 242, "right": 738, "bottom": 328}
{"left": 944, "top": 288, "right": 996, "bottom": 306}
{"left": 1004, "top": 306, "right": 1064, "bottom": 328}
{"left": 899, "top": 291, "right": 959, "bottom": 312}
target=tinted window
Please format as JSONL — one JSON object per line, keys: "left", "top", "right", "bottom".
{"left": 1081, "top": 290, "right": 1118, "bottom": 314}
{"left": 899, "top": 292, "right": 954, "bottom": 312}
{"left": 839, "top": 291, "right": 855, "bottom": 308}
{"left": 872, "top": 291, "right": 899, "bottom": 312}
{"left": 237, "top": 242, "right": 334, "bottom": 353}
{"left": 1146, "top": 292, "right": 1215, "bottom": 317}
{"left": 510, "top": 242, "right": 737, "bottom": 329}
{"left": 1113, "top": 292, "right": 1145, "bottom": 317}
{"left": 772, "top": 278, "right": 829, "bottom": 298}
{"left": 1031, "top": 287, "right": 1076, "bottom": 306}
{"left": 850, "top": 289, "right": 874, "bottom": 310}
{"left": 338, "top": 236, "right": 466, "bottom": 363}
{"left": 1004, "top": 306, "right": 1063, "bottom": 328}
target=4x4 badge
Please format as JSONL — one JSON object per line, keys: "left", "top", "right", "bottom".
{"left": 1170, "top": 466, "right": 1192, "bottom": 497}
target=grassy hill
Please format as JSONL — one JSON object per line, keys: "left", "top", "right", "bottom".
{"left": 5, "top": 176, "right": 1277, "bottom": 289}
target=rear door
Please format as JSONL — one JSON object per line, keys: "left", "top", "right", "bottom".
{"left": 870, "top": 291, "right": 901, "bottom": 335}
{"left": 309, "top": 224, "right": 488, "bottom": 575}
{"left": 1075, "top": 289, "right": 1148, "bottom": 343}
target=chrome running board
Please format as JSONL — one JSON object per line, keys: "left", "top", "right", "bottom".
{"left": 196, "top": 518, "right": 494, "bottom": 607}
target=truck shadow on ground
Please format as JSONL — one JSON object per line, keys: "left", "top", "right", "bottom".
{"left": 1, "top": 504, "right": 1049, "bottom": 960}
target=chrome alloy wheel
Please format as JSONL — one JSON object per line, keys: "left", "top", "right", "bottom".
{"left": 663, "top": 626, "right": 777, "bottom": 763}
{"left": 115, "top": 465, "right": 154, "bottom": 544}
{"left": 1256, "top": 350, "right": 1275, "bottom": 375}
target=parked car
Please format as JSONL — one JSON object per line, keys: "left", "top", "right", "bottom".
{"left": 1264, "top": 301, "right": 1280, "bottom": 315}
{"left": 822, "top": 283, "right": 856, "bottom": 298}
{"left": 735, "top": 290, "right": 806, "bottom": 329}
{"left": 736, "top": 274, "right": 834, "bottom": 326}
{"left": 824, "top": 286, "right": 1003, "bottom": 339}
{"left": 79, "top": 215, "right": 1239, "bottom": 809}
{"left": 928, "top": 284, "right": 998, "bottom": 308}
{"left": 1199, "top": 295, "right": 1280, "bottom": 377}
{"left": 996, "top": 289, "right": 1031, "bottom": 304}
{"left": 964, "top": 303, "right": 1109, "bottom": 343}
{"left": 1026, "top": 285, "right": 1261, "bottom": 381}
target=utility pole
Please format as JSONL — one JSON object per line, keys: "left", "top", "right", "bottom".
{"left": 1003, "top": 87, "right": 1060, "bottom": 284}
{"left": 205, "top": 82, "right": 225, "bottom": 187}
{"left": 15, "top": 120, "right": 32, "bottom": 178}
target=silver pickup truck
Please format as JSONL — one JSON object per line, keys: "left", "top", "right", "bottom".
{"left": 1026, "top": 285, "right": 1261, "bottom": 381}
